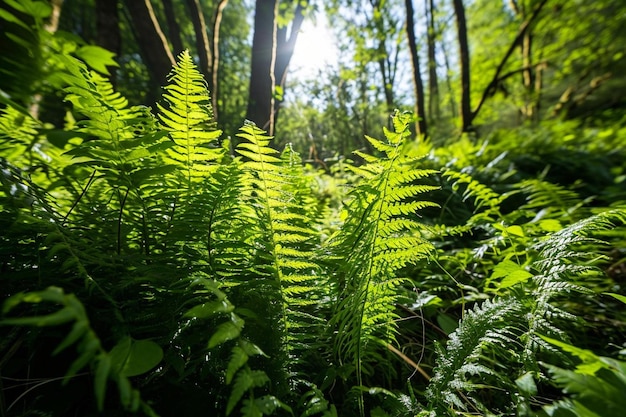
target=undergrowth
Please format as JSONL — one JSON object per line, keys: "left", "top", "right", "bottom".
{"left": 1, "top": 51, "right": 625, "bottom": 417}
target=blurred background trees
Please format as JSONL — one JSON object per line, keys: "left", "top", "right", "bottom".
{"left": 1, "top": 0, "right": 625, "bottom": 154}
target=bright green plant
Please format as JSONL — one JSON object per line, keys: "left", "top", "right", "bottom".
{"left": 1, "top": 50, "right": 626, "bottom": 417}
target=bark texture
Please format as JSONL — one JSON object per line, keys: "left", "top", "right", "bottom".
{"left": 123, "top": 0, "right": 175, "bottom": 87}
{"left": 246, "top": 0, "right": 306, "bottom": 135}
{"left": 405, "top": 0, "right": 427, "bottom": 137}
{"left": 452, "top": 0, "right": 471, "bottom": 132}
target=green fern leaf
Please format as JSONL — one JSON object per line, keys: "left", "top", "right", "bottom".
{"left": 158, "top": 50, "right": 222, "bottom": 189}
{"left": 227, "top": 368, "right": 270, "bottom": 415}
{"left": 208, "top": 312, "right": 245, "bottom": 348}
{"left": 328, "top": 111, "right": 437, "bottom": 413}
{"left": 426, "top": 297, "right": 522, "bottom": 414}
{"left": 235, "top": 122, "right": 325, "bottom": 382}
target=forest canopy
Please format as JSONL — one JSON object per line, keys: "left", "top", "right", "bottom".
{"left": 1, "top": 1, "right": 625, "bottom": 416}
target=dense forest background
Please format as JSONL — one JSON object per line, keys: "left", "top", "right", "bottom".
{"left": 1, "top": 0, "right": 625, "bottom": 416}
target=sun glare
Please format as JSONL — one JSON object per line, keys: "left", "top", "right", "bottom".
{"left": 290, "top": 16, "right": 338, "bottom": 79}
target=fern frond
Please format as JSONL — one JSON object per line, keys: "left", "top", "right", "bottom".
{"left": 157, "top": 50, "right": 222, "bottom": 190}
{"left": 328, "top": 111, "right": 437, "bottom": 413}
{"left": 61, "top": 56, "right": 168, "bottom": 255}
{"left": 517, "top": 177, "right": 586, "bottom": 220}
{"left": 430, "top": 169, "right": 507, "bottom": 239}
{"left": 426, "top": 297, "right": 523, "bottom": 415}
{"left": 442, "top": 169, "right": 505, "bottom": 212}
{"left": 234, "top": 123, "right": 326, "bottom": 391}
{"left": 0, "top": 106, "right": 40, "bottom": 166}
{"left": 520, "top": 208, "right": 626, "bottom": 368}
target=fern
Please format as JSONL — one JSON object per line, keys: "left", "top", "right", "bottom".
{"left": 157, "top": 50, "right": 222, "bottom": 190}
{"left": 424, "top": 208, "right": 626, "bottom": 415}
{"left": 520, "top": 209, "right": 626, "bottom": 368}
{"left": 152, "top": 50, "right": 231, "bottom": 270}
{"left": 327, "top": 111, "right": 438, "bottom": 414}
{"left": 0, "top": 106, "right": 40, "bottom": 166}
{"left": 426, "top": 297, "right": 523, "bottom": 415}
{"left": 517, "top": 177, "right": 587, "bottom": 221}
{"left": 236, "top": 123, "right": 325, "bottom": 377}
{"left": 61, "top": 55, "right": 168, "bottom": 256}
{"left": 1, "top": 287, "right": 159, "bottom": 416}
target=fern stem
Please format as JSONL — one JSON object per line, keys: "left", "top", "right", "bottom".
{"left": 385, "top": 343, "right": 431, "bottom": 381}
{"left": 62, "top": 170, "right": 96, "bottom": 226}
{"left": 117, "top": 188, "right": 129, "bottom": 255}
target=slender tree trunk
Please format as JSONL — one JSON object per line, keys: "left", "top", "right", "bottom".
{"left": 246, "top": 0, "right": 306, "bottom": 135}
{"left": 426, "top": 0, "right": 440, "bottom": 122}
{"left": 511, "top": 0, "right": 536, "bottom": 120}
{"left": 123, "top": 0, "right": 175, "bottom": 87}
{"left": 405, "top": 0, "right": 427, "bottom": 137}
{"left": 246, "top": 0, "right": 277, "bottom": 132}
{"left": 273, "top": 0, "right": 306, "bottom": 131}
{"left": 95, "top": 0, "right": 121, "bottom": 81}
{"left": 441, "top": 42, "right": 458, "bottom": 118}
{"left": 452, "top": 0, "right": 471, "bottom": 132}
{"left": 274, "top": 1, "right": 306, "bottom": 88}
{"left": 211, "top": 0, "right": 229, "bottom": 121}
{"left": 161, "top": 0, "right": 184, "bottom": 55}
{"left": 186, "top": 0, "right": 212, "bottom": 81}
{"left": 44, "top": 0, "right": 63, "bottom": 33}
{"left": 521, "top": 31, "right": 535, "bottom": 119}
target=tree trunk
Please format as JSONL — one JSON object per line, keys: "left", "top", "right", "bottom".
{"left": 452, "top": 0, "right": 471, "bottom": 133}
{"left": 161, "top": 0, "right": 184, "bottom": 55}
{"left": 426, "top": 0, "right": 440, "bottom": 122}
{"left": 30, "top": 0, "right": 64, "bottom": 119}
{"left": 441, "top": 42, "right": 458, "bottom": 118}
{"left": 246, "top": 0, "right": 306, "bottom": 136}
{"left": 44, "top": 0, "right": 63, "bottom": 33}
{"left": 186, "top": 0, "right": 212, "bottom": 81}
{"left": 124, "top": 0, "right": 176, "bottom": 91}
{"left": 377, "top": 48, "right": 395, "bottom": 115}
{"left": 95, "top": 0, "right": 121, "bottom": 81}
{"left": 246, "top": 0, "right": 277, "bottom": 132}
{"left": 405, "top": 0, "right": 427, "bottom": 137}
{"left": 122, "top": 0, "right": 175, "bottom": 88}
{"left": 211, "top": 0, "right": 229, "bottom": 121}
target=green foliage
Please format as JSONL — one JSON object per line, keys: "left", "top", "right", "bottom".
{"left": 327, "top": 112, "right": 438, "bottom": 413}
{"left": 158, "top": 50, "right": 222, "bottom": 189}
{"left": 2, "top": 50, "right": 626, "bottom": 417}
{"left": 1, "top": 287, "right": 158, "bottom": 415}
{"left": 539, "top": 337, "right": 626, "bottom": 417}
{"left": 0, "top": 0, "right": 116, "bottom": 115}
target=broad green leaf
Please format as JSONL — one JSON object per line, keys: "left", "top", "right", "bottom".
{"left": 110, "top": 337, "right": 163, "bottom": 377}
{"left": 539, "top": 219, "right": 563, "bottom": 232}
{"left": 75, "top": 45, "right": 118, "bottom": 75}
{"left": 488, "top": 260, "right": 532, "bottom": 290}
{"left": 504, "top": 225, "right": 525, "bottom": 237}
{"left": 516, "top": 372, "right": 538, "bottom": 396}
{"left": 437, "top": 313, "right": 458, "bottom": 335}
{"left": 540, "top": 335, "right": 606, "bottom": 375}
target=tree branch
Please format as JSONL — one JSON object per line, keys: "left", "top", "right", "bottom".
{"left": 470, "top": 0, "right": 549, "bottom": 124}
